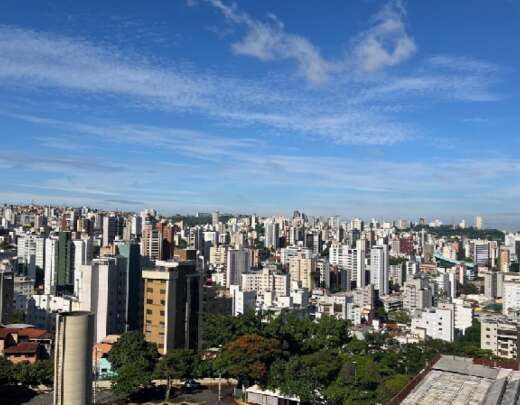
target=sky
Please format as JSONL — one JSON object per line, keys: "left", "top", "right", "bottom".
{"left": 0, "top": 0, "right": 519, "bottom": 228}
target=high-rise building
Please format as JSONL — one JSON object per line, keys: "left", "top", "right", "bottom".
{"left": 503, "top": 280, "right": 520, "bottom": 315}
{"left": 53, "top": 311, "right": 94, "bottom": 405}
{"left": 0, "top": 269, "right": 14, "bottom": 324}
{"left": 156, "top": 222, "right": 175, "bottom": 260}
{"left": 264, "top": 222, "right": 280, "bottom": 250}
{"left": 288, "top": 256, "right": 316, "bottom": 290}
{"left": 141, "top": 223, "right": 162, "bottom": 261}
{"left": 102, "top": 216, "right": 118, "bottom": 246}
{"left": 499, "top": 247, "right": 510, "bottom": 272}
{"left": 475, "top": 216, "right": 483, "bottom": 230}
{"left": 472, "top": 240, "right": 490, "bottom": 266}
{"left": 77, "top": 257, "right": 128, "bottom": 342}
{"left": 403, "top": 275, "right": 433, "bottom": 311}
{"left": 370, "top": 245, "right": 389, "bottom": 296}
{"left": 119, "top": 242, "right": 142, "bottom": 331}
{"left": 481, "top": 315, "right": 520, "bottom": 359}
{"left": 212, "top": 211, "right": 220, "bottom": 226}
{"left": 17, "top": 235, "right": 46, "bottom": 274}
{"left": 44, "top": 238, "right": 58, "bottom": 295}
{"left": 56, "top": 232, "right": 74, "bottom": 292}
{"left": 226, "top": 249, "right": 250, "bottom": 288}
{"left": 142, "top": 260, "right": 202, "bottom": 354}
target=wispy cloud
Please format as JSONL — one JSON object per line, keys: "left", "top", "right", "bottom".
{"left": 0, "top": 15, "right": 503, "bottom": 146}
{"left": 351, "top": 1, "right": 416, "bottom": 73}
{"left": 207, "top": 0, "right": 333, "bottom": 84}
{"left": 206, "top": 0, "right": 415, "bottom": 82}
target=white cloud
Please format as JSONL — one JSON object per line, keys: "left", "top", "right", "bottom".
{"left": 207, "top": 0, "right": 415, "bottom": 81}
{"left": 0, "top": 19, "right": 502, "bottom": 146}
{"left": 351, "top": 1, "right": 416, "bottom": 72}
{"left": 208, "top": 0, "right": 333, "bottom": 84}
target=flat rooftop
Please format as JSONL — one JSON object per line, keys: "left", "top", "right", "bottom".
{"left": 401, "top": 356, "right": 520, "bottom": 405}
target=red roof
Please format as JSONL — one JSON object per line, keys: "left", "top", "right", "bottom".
{"left": 4, "top": 342, "right": 40, "bottom": 354}
{"left": 0, "top": 327, "right": 49, "bottom": 339}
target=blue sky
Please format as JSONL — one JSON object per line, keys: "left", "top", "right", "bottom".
{"left": 0, "top": 0, "right": 519, "bottom": 228}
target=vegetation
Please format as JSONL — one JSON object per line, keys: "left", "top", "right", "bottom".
{"left": 458, "top": 282, "right": 480, "bottom": 295}
{"left": 154, "top": 349, "right": 199, "bottom": 400}
{"left": 389, "top": 257, "right": 406, "bottom": 265}
{"left": 108, "top": 331, "right": 160, "bottom": 396}
{"left": 410, "top": 225, "right": 504, "bottom": 242}
{"left": 0, "top": 358, "right": 53, "bottom": 387}
{"left": 103, "top": 313, "right": 494, "bottom": 404}
{"left": 200, "top": 311, "right": 495, "bottom": 404}
{"left": 11, "top": 310, "right": 26, "bottom": 324}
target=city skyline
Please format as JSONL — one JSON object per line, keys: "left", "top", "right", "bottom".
{"left": 1, "top": 1, "right": 520, "bottom": 227}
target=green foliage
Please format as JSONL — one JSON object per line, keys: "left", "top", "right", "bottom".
{"left": 203, "top": 310, "right": 264, "bottom": 348}
{"left": 0, "top": 358, "right": 53, "bottom": 387}
{"left": 154, "top": 349, "right": 199, "bottom": 381}
{"left": 0, "top": 356, "right": 13, "bottom": 385}
{"left": 410, "top": 225, "right": 504, "bottom": 242}
{"left": 108, "top": 331, "right": 160, "bottom": 396}
{"left": 388, "top": 310, "right": 411, "bottom": 324}
{"left": 11, "top": 310, "right": 26, "bottom": 324}
{"left": 389, "top": 257, "right": 406, "bottom": 265}
{"left": 461, "top": 282, "right": 480, "bottom": 295}
{"left": 198, "top": 311, "right": 500, "bottom": 404}
{"left": 268, "top": 350, "right": 343, "bottom": 403}
{"left": 376, "top": 374, "right": 410, "bottom": 404}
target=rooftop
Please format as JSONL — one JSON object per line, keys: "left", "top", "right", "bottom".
{"left": 400, "top": 355, "right": 520, "bottom": 405}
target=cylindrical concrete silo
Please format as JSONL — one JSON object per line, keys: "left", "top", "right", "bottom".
{"left": 53, "top": 311, "right": 94, "bottom": 405}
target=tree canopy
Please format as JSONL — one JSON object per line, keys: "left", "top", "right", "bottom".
{"left": 108, "top": 331, "right": 160, "bottom": 396}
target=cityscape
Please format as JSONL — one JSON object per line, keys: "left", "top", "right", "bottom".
{"left": 1, "top": 0, "right": 520, "bottom": 404}
{"left": 0, "top": 206, "right": 520, "bottom": 404}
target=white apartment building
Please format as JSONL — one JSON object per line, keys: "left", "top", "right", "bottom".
{"left": 481, "top": 315, "right": 519, "bottom": 360}
{"left": 264, "top": 222, "right": 280, "bottom": 250}
{"left": 44, "top": 238, "right": 58, "bottom": 295}
{"left": 77, "top": 257, "right": 128, "bottom": 342}
{"left": 231, "top": 285, "right": 256, "bottom": 316}
{"left": 370, "top": 245, "right": 389, "bottom": 296}
{"left": 17, "top": 235, "right": 46, "bottom": 272}
{"left": 503, "top": 280, "right": 520, "bottom": 316}
{"left": 411, "top": 307, "right": 454, "bottom": 342}
{"left": 209, "top": 246, "right": 228, "bottom": 268}
{"left": 280, "top": 246, "right": 312, "bottom": 265}
{"left": 438, "top": 299, "right": 473, "bottom": 334}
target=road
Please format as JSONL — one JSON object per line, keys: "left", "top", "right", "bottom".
{"left": 21, "top": 384, "right": 236, "bottom": 404}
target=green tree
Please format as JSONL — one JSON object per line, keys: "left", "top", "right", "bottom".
{"left": 203, "top": 311, "right": 264, "bottom": 348}
{"left": 11, "top": 310, "right": 26, "bottom": 324}
{"left": 154, "top": 349, "right": 199, "bottom": 400}
{"left": 30, "top": 360, "right": 53, "bottom": 385}
{"left": 376, "top": 374, "right": 410, "bottom": 404}
{"left": 0, "top": 356, "right": 13, "bottom": 386}
{"left": 107, "top": 331, "right": 160, "bottom": 396}
{"left": 461, "top": 282, "right": 480, "bottom": 295}
{"left": 268, "top": 350, "right": 342, "bottom": 403}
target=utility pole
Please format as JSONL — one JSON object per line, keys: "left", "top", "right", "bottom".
{"left": 218, "top": 371, "right": 222, "bottom": 403}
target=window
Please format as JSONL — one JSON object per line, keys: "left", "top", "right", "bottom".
{"left": 146, "top": 309, "right": 152, "bottom": 315}
{"left": 160, "top": 289, "right": 166, "bottom": 294}
{"left": 160, "top": 300, "right": 165, "bottom": 305}
{"left": 147, "top": 299, "right": 153, "bottom": 304}
{"left": 146, "top": 288, "right": 153, "bottom": 293}
{"left": 160, "top": 311, "right": 165, "bottom": 316}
